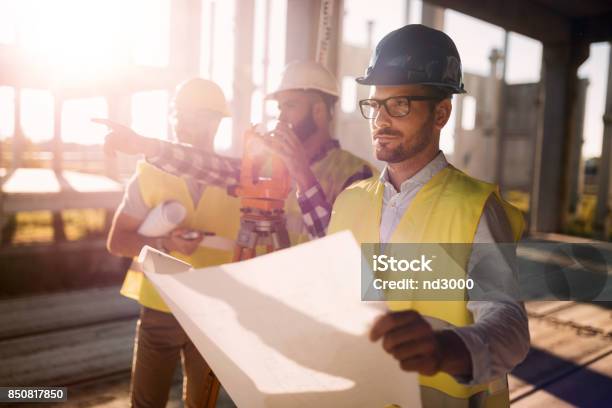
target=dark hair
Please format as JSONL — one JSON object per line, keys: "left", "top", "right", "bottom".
{"left": 423, "top": 86, "right": 453, "bottom": 111}
{"left": 308, "top": 90, "right": 337, "bottom": 118}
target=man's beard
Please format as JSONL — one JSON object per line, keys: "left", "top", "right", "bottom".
{"left": 292, "top": 109, "right": 318, "bottom": 142}
{"left": 374, "top": 118, "right": 433, "bottom": 163}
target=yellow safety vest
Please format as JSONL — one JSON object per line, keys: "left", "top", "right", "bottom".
{"left": 328, "top": 165, "right": 524, "bottom": 408}
{"left": 120, "top": 161, "right": 241, "bottom": 313}
{"left": 123, "top": 147, "right": 375, "bottom": 312}
{"left": 284, "top": 147, "right": 379, "bottom": 245}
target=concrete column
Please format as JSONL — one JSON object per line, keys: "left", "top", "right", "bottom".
{"left": 285, "top": 0, "right": 343, "bottom": 69}
{"left": 232, "top": 0, "right": 255, "bottom": 153}
{"left": 285, "top": 0, "right": 320, "bottom": 63}
{"left": 421, "top": 1, "right": 445, "bottom": 30}
{"left": 405, "top": 0, "right": 411, "bottom": 24}
{"left": 52, "top": 96, "right": 63, "bottom": 173}
{"left": 530, "top": 41, "right": 589, "bottom": 233}
{"left": 105, "top": 94, "right": 131, "bottom": 179}
{"left": 315, "top": 0, "right": 343, "bottom": 74}
{"left": 494, "top": 33, "right": 509, "bottom": 186}
{"left": 11, "top": 88, "right": 22, "bottom": 171}
{"left": 567, "top": 78, "right": 588, "bottom": 216}
{"left": 488, "top": 48, "right": 503, "bottom": 184}
{"left": 595, "top": 46, "right": 612, "bottom": 240}
{"left": 169, "top": 0, "right": 202, "bottom": 77}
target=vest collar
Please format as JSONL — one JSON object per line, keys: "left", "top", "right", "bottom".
{"left": 309, "top": 139, "right": 340, "bottom": 164}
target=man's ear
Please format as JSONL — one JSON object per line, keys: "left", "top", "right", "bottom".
{"left": 434, "top": 99, "right": 452, "bottom": 130}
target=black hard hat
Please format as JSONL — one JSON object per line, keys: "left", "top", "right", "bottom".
{"left": 356, "top": 24, "right": 466, "bottom": 94}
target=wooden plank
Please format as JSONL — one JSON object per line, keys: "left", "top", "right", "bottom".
{"left": 529, "top": 232, "right": 612, "bottom": 248}
{"left": 48, "top": 373, "right": 185, "bottom": 408}
{"left": 509, "top": 312, "right": 612, "bottom": 398}
{"left": 0, "top": 286, "right": 139, "bottom": 340}
{"left": 525, "top": 301, "right": 575, "bottom": 316}
{"left": 1, "top": 239, "right": 108, "bottom": 255}
{"left": 42, "top": 373, "right": 237, "bottom": 408}
{"left": 548, "top": 302, "right": 612, "bottom": 333}
{"left": 0, "top": 320, "right": 136, "bottom": 386}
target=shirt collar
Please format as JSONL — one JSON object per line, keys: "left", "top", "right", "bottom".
{"left": 379, "top": 151, "right": 448, "bottom": 193}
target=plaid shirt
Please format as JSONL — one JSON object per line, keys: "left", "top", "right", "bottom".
{"left": 148, "top": 139, "right": 373, "bottom": 239}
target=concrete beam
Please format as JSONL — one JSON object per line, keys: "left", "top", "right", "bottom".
{"left": 423, "top": 0, "right": 571, "bottom": 43}
{"left": 575, "top": 13, "right": 612, "bottom": 43}
{"left": 530, "top": 41, "right": 589, "bottom": 233}
{"left": 0, "top": 51, "right": 179, "bottom": 99}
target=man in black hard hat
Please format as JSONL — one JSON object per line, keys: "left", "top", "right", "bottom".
{"left": 328, "top": 25, "right": 529, "bottom": 407}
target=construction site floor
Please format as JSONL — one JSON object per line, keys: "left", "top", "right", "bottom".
{"left": 1, "top": 285, "right": 611, "bottom": 407}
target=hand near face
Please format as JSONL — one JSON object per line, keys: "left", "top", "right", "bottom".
{"left": 370, "top": 310, "right": 443, "bottom": 376}
{"left": 251, "top": 122, "right": 317, "bottom": 191}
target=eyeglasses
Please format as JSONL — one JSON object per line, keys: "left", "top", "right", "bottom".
{"left": 358, "top": 95, "right": 441, "bottom": 119}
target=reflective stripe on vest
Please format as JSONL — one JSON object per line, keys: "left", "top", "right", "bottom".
{"left": 120, "top": 161, "right": 241, "bottom": 313}
{"left": 328, "top": 166, "right": 524, "bottom": 407}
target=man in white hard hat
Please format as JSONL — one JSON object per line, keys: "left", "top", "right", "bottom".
{"left": 100, "top": 60, "right": 377, "bottom": 243}
{"left": 101, "top": 78, "right": 241, "bottom": 408}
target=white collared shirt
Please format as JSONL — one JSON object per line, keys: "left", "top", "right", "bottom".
{"left": 379, "top": 151, "right": 530, "bottom": 385}
{"left": 380, "top": 151, "right": 449, "bottom": 243}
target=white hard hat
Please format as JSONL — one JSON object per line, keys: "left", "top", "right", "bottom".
{"left": 266, "top": 60, "right": 339, "bottom": 100}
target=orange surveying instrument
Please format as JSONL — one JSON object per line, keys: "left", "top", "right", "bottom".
{"left": 231, "top": 128, "right": 292, "bottom": 259}
{"left": 206, "top": 126, "right": 292, "bottom": 408}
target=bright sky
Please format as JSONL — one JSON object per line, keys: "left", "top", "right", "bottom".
{"left": 0, "top": 0, "right": 609, "bottom": 160}
{"left": 0, "top": 0, "right": 171, "bottom": 145}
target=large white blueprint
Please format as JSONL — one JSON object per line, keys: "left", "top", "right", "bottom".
{"left": 140, "top": 231, "right": 421, "bottom": 408}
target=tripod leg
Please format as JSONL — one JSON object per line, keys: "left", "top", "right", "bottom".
{"left": 241, "top": 247, "right": 256, "bottom": 259}
{"left": 206, "top": 377, "right": 221, "bottom": 408}
{"left": 271, "top": 224, "right": 291, "bottom": 251}
{"left": 233, "top": 245, "right": 244, "bottom": 262}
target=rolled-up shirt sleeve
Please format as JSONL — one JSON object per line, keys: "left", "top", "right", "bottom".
{"left": 450, "top": 195, "right": 530, "bottom": 385}
{"left": 297, "top": 165, "right": 374, "bottom": 239}
{"left": 297, "top": 182, "right": 332, "bottom": 239}
{"left": 147, "top": 140, "right": 241, "bottom": 188}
